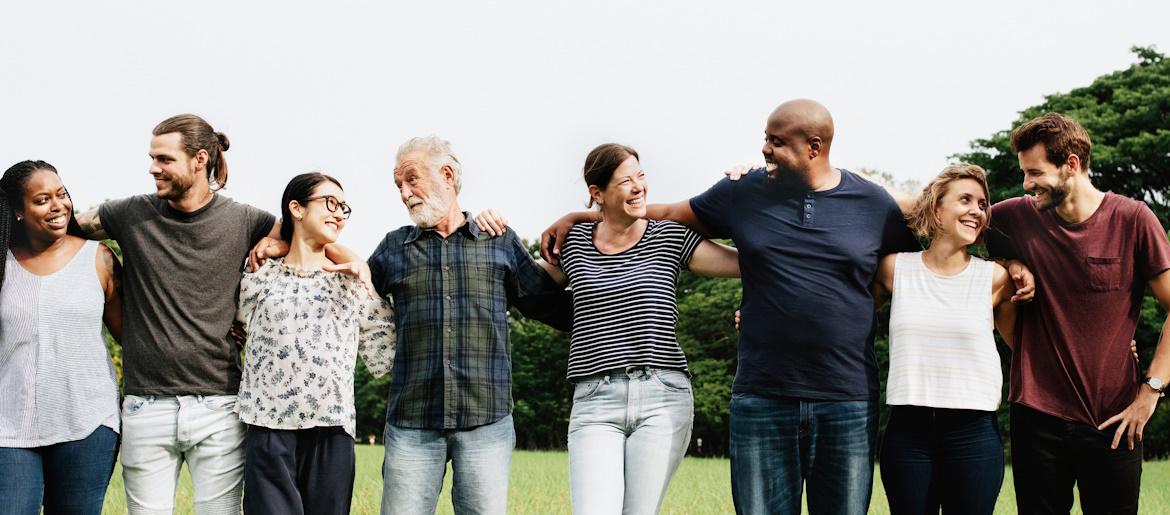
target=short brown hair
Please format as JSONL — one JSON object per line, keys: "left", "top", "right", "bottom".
{"left": 153, "top": 114, "right": 231, "bottom": 190}
{"left": 582, "top": 143, "right": 639, "bottom": 208}
{"left": 1010, "top": 112, "right": 1092, "bottom": 172}
{"left": 906, "top": 163, "right": 991, "bottom": 243}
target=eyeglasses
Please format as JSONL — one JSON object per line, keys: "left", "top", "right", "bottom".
{"left": 304, "top": 195, "right": 352, "bottom": 219}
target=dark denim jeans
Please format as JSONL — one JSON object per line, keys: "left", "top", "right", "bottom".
{"left": 0, "top": 426, "right": 118, "bottom": 515}
{"left": 879, "top": 405, "right": 1004, "bottom": 515}
{"left": 1010, "top": 404, "right": 1142, "bottom": 515}
{"left": 729, "top": 394, "right": 878, "bottom": 515}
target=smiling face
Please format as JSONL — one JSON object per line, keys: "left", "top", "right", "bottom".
{"left": 149, "top": 132, "right": 205, "bottom": 200}
{"left": 290, "top": 180, "right": 347, "bottom": 245}
{"left": 16, "top": 169, "right": 74, "bottom": 243}
{"left": 1018, "top": 143, "right": 1074, "bottom": 211}
{"left": 933, "top": 178, "right": 989, "bottom": 246}
{"left": 591, "top": 155, "right": 647, "bottom": 221}
{"left": 761, "top": 116, "right": 807, "bottom": 181}
{"left": 394, "top": 150, "right": 454, "bottom": 228}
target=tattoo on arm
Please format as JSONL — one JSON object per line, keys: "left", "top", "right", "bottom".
{"left": 76, "top": 210, "right": 108, "bottom": 240}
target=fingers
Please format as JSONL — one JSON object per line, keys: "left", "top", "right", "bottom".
{"left": 1112, "top": 419, "right": 1127, "bottom": 450}
{"left": 475, "top": 209, "right": 507, "bottom": 237}
{"left": 540, "top": 231, "right": 554, "bottom": 263}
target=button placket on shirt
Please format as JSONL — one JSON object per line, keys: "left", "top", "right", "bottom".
{"left": 803, "top": 193, "right": 815, "bottom": 226}
{"left": 441, "top": 236, "right": 456, "bottom": 427}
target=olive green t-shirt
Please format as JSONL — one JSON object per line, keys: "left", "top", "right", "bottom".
{"left": 100, "top": 193, "right": 275, "bottom": 396}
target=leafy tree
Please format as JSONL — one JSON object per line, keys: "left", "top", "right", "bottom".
{"left": 954, "top": 46, "right": 1170, "bottom": 459}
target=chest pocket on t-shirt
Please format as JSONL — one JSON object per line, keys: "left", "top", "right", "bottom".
{"left": 1086, "top": 256, "right": 1122, "bottom": 291}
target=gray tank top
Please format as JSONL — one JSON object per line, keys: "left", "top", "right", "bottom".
{"left": 0, "top": 241, "right": 119, "bottom": 447}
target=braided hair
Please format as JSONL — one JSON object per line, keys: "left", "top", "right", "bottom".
{"left": 0, "top": 160, "right": 85, "bottom": 290}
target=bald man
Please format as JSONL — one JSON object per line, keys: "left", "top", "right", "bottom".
{"left": 540, "top": 100, "right": 920, "bottom": 514}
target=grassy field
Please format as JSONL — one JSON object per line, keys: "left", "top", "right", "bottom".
{"left": 103, "top": 448, "right": 1170, "bottom": 514}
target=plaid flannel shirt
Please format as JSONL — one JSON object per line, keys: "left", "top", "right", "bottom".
{"left": 368, "top": 216, "right": 571, "bottom": 429}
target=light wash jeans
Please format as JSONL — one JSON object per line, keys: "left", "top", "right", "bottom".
{"left": 567, "top": 367, "right": 694, "bottom": 515}
{"left": 120, "top": 395, "right": 245, "bottom": 515}
{"left": 380, "top": 414, "right": 515, "bottom": 515}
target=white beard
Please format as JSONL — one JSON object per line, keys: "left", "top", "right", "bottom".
{"left": 407, "top": 192, "right": 451, "bottom": 228}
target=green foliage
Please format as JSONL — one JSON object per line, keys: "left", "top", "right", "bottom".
{"left": 954, "top": 46, "right": 1170, "bottom": 223}
{"left": 955, "top": 46, "right": 1170, "bottom": 459}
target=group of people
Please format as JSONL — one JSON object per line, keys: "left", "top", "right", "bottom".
{"left": 0, "top": 100, "right": 1166, "bottom": 515}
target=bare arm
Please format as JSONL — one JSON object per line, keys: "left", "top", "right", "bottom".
{"left": 76, "top": 209, "right": 109, "bottom": 241}
{"left": 991, "top": 261, "right": 1016, "bottom": 350}
{"left": 687, "top": 240, "right": 739, "bottom": 278}
{"left": 540, "top": 199, "right": 711, "bottom": 263}
{"left": 536, "top": 259, "right": 568, "bottom": 285}
{"left": 870, "top": 253, "right": 896, "bottom": 310}
{"left": 96, "top": 242, "right": 123, "bottom": 342}
{"left": 1097, "top": 269, "right": 1170, "bottom": 449}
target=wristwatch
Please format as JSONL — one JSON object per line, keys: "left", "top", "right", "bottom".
{"left": 1145, "top": 377, "right": 1166, "bottom": 397}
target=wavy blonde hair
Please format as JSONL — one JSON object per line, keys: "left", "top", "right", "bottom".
{"left": 906, "top": 163, "right": 991, "bottom": 244}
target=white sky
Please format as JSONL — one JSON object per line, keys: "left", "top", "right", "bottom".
{"left": 3, "top": 1, "right": 1168, "bottom": 256}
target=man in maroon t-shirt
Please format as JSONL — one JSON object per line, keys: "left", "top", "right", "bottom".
{"left": 987, "top": 112, "right": 1170, "bottom": 514}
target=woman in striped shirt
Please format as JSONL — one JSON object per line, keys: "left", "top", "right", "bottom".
{"left": 0, "top": 160, "right": 123, "bottom": 515}
{"left": 870, "top": 164, "right": 1016, "bottom": 515}
{"left": 534, "top": 143, "right": 740, "bottom": 515}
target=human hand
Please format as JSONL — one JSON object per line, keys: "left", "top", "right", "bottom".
{"left": 324, "top": 261, "right": 376, "bottom": 297}
{"left": 724, "top": 164, "right": 759, "bottom": 182}
{"left": 474, "top": 208, "right": 509, "bottom": 237}
{"left": 228, "top": 321, "right": 247, "bottom": 346}
{"left": 248, "top": 237, "right": 289, "bottom": 271}
{"left": 734, "top": 309, "right": 741, "bottom": 331}
{"left": 1097, "top": 389, "right": 1160, "bottom": 450}
{"left": 540, "top": 214, "right": 581, "bottom": 264}
{"left": 1007, "top": 260, "right": 1035, "bottom": 303}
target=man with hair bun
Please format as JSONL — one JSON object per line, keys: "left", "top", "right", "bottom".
{"left": 76, "top": 114, "right": 280, "bottom": 514}
{"left": 987, "top": 112, "right": 1170, "bottom": 514}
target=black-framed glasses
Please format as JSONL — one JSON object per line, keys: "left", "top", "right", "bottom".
{"left": 304, "top": 195, "right": 352, "bottom": 219}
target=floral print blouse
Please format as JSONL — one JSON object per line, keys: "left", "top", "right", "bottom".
{"left": 236, "top": 258, "right": 395, "bottom": 437}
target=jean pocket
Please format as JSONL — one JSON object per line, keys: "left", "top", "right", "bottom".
{"left": 201, "top": 395, "right": 238, "bottom": 413}
{"left": 572, "top": 379, "right": 604, "bottom": 401}
{"left": 122, "top": 395, "right": 147, "bottom": 416}
{"left": 652, "top": 370, "right": 692, "bottom": 393}
{"left": 1086, "top": 256, "right": 1121, "bottom": 291}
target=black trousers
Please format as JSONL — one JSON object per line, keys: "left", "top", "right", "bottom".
{"left": 1010, "top": 404, "right": 1142, "bottom": 515}
{"left": 880, "top": 406, "right": 1004, "bottom": 515}
{"left": 243, "top": 425, "right": 355, "bottom": 515}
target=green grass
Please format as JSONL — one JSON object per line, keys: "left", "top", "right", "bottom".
{"left": 103, "top": 449, "right": 1170, "bottom": 514}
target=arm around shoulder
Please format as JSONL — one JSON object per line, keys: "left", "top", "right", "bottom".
{"left": 688, "top": 240, "right": 739, "bottom": 278}
{"left": 76, "top": 209, "right": 109, "bottom": 241}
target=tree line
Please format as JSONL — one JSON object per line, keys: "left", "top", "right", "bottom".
{"left": 107, "top": 46, "right": 1170, "bottom": 459}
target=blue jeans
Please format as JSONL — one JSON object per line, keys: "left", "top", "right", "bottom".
{"left": 380, "top": 414, "right": 514, "bottom": 515}
{"left": 879, "top": 406, "right": 1004, "bottom": 515}
{"left": 0, "top": 425, "right": 118, "bottom": 515}
{"left": 567, "top": 367, "right": 694, "bottom": 515}
{"left": 729, "top": 394, "right": 877, "bottom": 515}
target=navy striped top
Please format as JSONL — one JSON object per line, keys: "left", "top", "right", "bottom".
{"left": 559, "top": 219, "right": 701, "bottom": 379}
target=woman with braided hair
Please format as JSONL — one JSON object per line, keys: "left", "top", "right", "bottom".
{"left": 0, "top": 160, "right": 123, "bottom": 515}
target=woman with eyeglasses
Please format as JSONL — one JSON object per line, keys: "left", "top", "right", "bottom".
{"left": 0, "top": 160, "right": 122, "bottom": 515}
{"left": 234, "top": 172, "right": 395, "bottom": 515}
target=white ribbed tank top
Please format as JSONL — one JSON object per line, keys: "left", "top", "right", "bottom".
{"left": 886, "top": 252, "right": 1002, "bottom": 411}
{"left": 0, "top": 241, "right": 119, "bottom": 447}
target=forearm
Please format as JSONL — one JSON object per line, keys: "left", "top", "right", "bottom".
{"left": 1148, "top": 317, "right": 1170, "bottom": 383}
{"left": 76, "top": 209, "right": 109, "bottom": 240}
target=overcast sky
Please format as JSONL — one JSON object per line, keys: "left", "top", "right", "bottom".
{"left": 3, "top": 1, "right": 1168, "bottom": 256}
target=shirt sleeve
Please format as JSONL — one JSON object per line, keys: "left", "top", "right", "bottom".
{"left": 367, "top": 234, "right": 393, "bottom": 300}
{"left": 504, "top": 230, "right": 573, "bottom": 331}
{"left": 235, "top": 260, "right": 275, "bottom": 333}
{"left": 986, "top": 201, "right": 1020, "bottom": 260}
{"left": 688, "top": 176, "right": 739, "bottom": 239}
{"left": 242, "top": 203, "right": 277, "bottom": 247}
{"left": 679, "top": 226, "right": 703, "bottom": 270}
{"left": 96, "top": 196, "right": 136, "bottom": 241}
{"left": 355, "top": 287, "right": 396, "bottom": 378}
{"left": 878, "top": 196, "right": 921, "bottom": 255}
{"left": 1133, "top": 202, "right": 1170, "bottom": 281}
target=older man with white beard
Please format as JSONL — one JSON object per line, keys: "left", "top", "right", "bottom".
{"left": 368, "top": 136, "right": 572, "bottom": 515}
